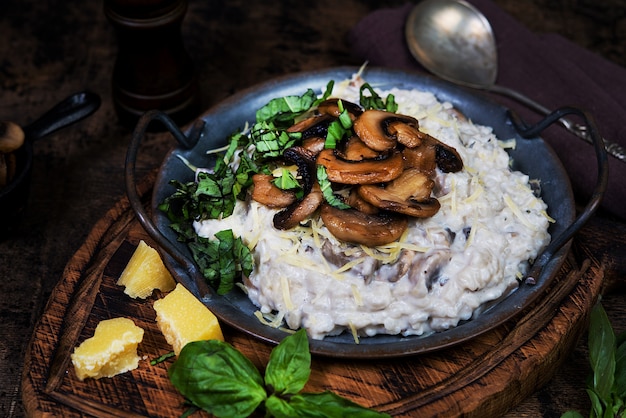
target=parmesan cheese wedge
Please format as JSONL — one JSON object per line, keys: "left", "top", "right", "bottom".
{"left": 117, "top": 240, "right": 176, "bottom": 299}
{"left": 71, "top": 317, "right": 144, "bottom": 381}
{"left": 153, "top": 283, "right": 224, "bottom": 355}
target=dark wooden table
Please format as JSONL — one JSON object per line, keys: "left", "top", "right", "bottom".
{"left": 1, "top": 0, "right": 625, "bottom": 416}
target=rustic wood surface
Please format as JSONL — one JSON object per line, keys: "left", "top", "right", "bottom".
{"left": 1, "top": 0, "right": 626, "bottom": 417}
{"left": 19, "top": 170, "right": 607, "bottom": 417}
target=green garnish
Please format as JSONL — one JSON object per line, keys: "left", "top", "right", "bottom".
{"left": 187, "top": 229, "right": 253, "bottom": 295}
{"left": 359, "top": 83, "right": 398, "bottom": 113}
{"left": 324, "top": 99, "right": 353, "bottom": 149}
{"left": 150, "top": 351, "right": 175, "bottom": 366}
{"left": 317, "top": 165, "right": 350, "bottom": 209}
{"left": 168, "top": 329, "right": 390, "bottom": 418}
{"left": 273, "top": 168, "right": 304, "bottom": 199}
{"left": 561, "top": 303, "right": 626, "bottom": 418}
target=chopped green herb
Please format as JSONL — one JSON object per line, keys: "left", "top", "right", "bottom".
{"left": 272, "top": 168, "right": 304, "bottom": 199}
{"left": 317, "top": 165, "right": 350, "bottom": 209}
{"left": 359, "top": 83, "right": 398, "bottom": 113}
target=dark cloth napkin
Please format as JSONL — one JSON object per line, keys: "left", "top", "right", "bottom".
{"left": 348, "top": 0, "right": 626, "bottom": 220}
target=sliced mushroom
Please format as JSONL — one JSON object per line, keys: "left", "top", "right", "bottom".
{"left": 352, "top": 110, "right": 421, "bottom": 151}
{"left": 346, "top": 188, "right": 379, "bottom": 215}
{"left": 317, "top": 148, "right": 404, "bottom": 185}
{"left": 435, "top": 139, "right": 463, "bottom": 173}
{"left": 283, "top": 146, "right": 317, "bottom": 194}
{"left": 274, "top": 182, "right": 323, "bottom": 230}
{"left": 251, "top": 173, "right": 297, "bottom": 208}
{"left": 287, "top": 113, "right": 332, "bottom": 139}
{"left": 335, "top": 135, "right": 380, "bottom": 162}
{"left": 387, "top": 120, "right": 422, "bottom": 148}
{"left": 402, "top": 144, "right": 436, "bottom": 175}
{"left": 320, "top": 203, "right": 408, "bottom": 246}
{"left": 301, "top": 136, "right": 326, "bottom": 155}
{"left": 358, "top": 168, "right": 440, "bottom": 218}
{"left": 317, "top": 98, "right": 362, "bottom": 120}
{"left": 402, "top": 132, "right": 463, "bottom": 174}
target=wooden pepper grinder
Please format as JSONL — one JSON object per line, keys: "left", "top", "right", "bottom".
{"left": 104, "top": 0, "right": 200, "bottom": 127}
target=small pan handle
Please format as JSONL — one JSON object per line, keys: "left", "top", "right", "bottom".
{"left": 509, "top": 106, "right": 609, "bottom": 284}
{"left": 125, "top": 110, "right": 213, "bottom": 298}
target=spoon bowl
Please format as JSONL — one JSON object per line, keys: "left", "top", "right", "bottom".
{"left": 405, "top": 0, "right": 497, "bottom": 89}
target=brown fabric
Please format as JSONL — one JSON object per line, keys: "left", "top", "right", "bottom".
{"left": 348, "top": 0, "right": 626, "bottom": 220}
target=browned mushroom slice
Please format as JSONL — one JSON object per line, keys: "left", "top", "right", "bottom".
{"left": 402, "top": 133, "right": 463, "bottom": 174}
{"left": 317, "top": 98, "right": 363, "bottom": 120}
{"left": 287, "top": 113, "right": 333, "bottom": 139}
{"left": 320, "top": 204, "right": 408, "bottom": 246}
{"left": 334, "top": 135, "right": 380, "bottom": 162}
{"left": 251, "top": 173, "right": 297, "bottom": 208}
{"left": 346, "top": 188, "right": 379, "bottom": 215}
{"left": 402, "top": 142, "right": 436, "bottom": 175}
{"left": 387, "top": 120, "right": 422, "bottom": 148}
{"left": 358, "top": 169, "right": 440, "bottom": 218}
{"left": 317, "top": 148, "right": 404, "bottom": 185}
{"left": 352, "top": 110, "right": 421, "bottom": 151}
{"left": 273, "top": 183, "right": 323, "bottom": 230}
{"left": 301, "top": 136, "right": 326, "bottom": 155}
{"left": 435, "top": 139, "right": 463, "bottom": 173}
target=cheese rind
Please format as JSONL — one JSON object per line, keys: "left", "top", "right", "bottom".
{"left": 71, "top": 317, "right": 144, "bottom": 381}
{"left": 154, "top": 283, "right": 224, "bottom": 355}
{"left": 117, "top": 240, "right": 176, "bottom": 299}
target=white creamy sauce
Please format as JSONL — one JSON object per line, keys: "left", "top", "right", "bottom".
{"left": 194, "top": 76, "right": 552, "bottom": 340}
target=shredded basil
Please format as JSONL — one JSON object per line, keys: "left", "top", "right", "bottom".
{"left": 317, "top": 165, "right": 350, "bottom": 209}
{"left": 359, "top": 83, "right": 398, "bottom": 113}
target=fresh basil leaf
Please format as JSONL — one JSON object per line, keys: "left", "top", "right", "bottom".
{"left": 589, "top": 303, "right": 616, "bottom": 400}
{"left": 288, "top": 392, "right": 391, "bottom": 418}
{"left": 317, "top": 165, "right": 350, "bottom": 209}
{"left": 560, "top": 411, "right": 585, "bottom": 418}
{"left": 265, "top": 394, "right": 300, "bottom": 418}
{"left": 265, "top": 329, "right": 311, "bottom": 396}
{"left": 168, "top": 340, "right": 266, "bottom": 418}
{"left": 615, "top": 338, "right": 626, "bottom": 399}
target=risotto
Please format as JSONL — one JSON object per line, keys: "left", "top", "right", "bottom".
{"left": 193, "top": 75, "right": 552, "bottom": 340}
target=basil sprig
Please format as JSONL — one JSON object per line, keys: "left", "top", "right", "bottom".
{"left": 168, "top": 329, "right": 390, "bottom": 418}
{"left": 561, "top": 303, "right": 626, "bottom": 418}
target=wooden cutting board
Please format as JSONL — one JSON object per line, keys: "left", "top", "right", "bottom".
{"left": 21, "top": 170, "right": 606, "bottom": 418}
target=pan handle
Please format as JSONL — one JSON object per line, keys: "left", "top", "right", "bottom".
{"left": 125, "top": 110, "right": 213, "bottom": 298}
{"left": 509, "top": 106, "right": 609, "bottom": 284}
{"left": 22, "top": 91, "right": 101, "bottom": 141}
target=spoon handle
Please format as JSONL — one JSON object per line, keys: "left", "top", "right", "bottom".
{"left": 488, "top": 84, "right": 626, "bottom": 163}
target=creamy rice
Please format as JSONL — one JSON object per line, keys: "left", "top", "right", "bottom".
{"left": 194, "top": 76, "right": 552, "bottom": 340}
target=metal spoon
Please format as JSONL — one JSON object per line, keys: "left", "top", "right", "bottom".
{"left": 405, "top": 0, "right": 625, "bottom": 162}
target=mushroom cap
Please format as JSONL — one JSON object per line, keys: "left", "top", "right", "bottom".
{"left": 251, "top": 173, "right": 297, "bottom": 208}
{"left": 316, "top": 148, "right": 404, "bottom": 185}
{"left": 320, "top": 204, "right": 408, "bottom": 247}
{"left": 352, "top": 109, "right": 421, "bottom": 152}
{"left": 273, "top": 182, "right": 323, "bottom": 230}
{"left": 358, "top": 168, "right": 440, "bottom": 218}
